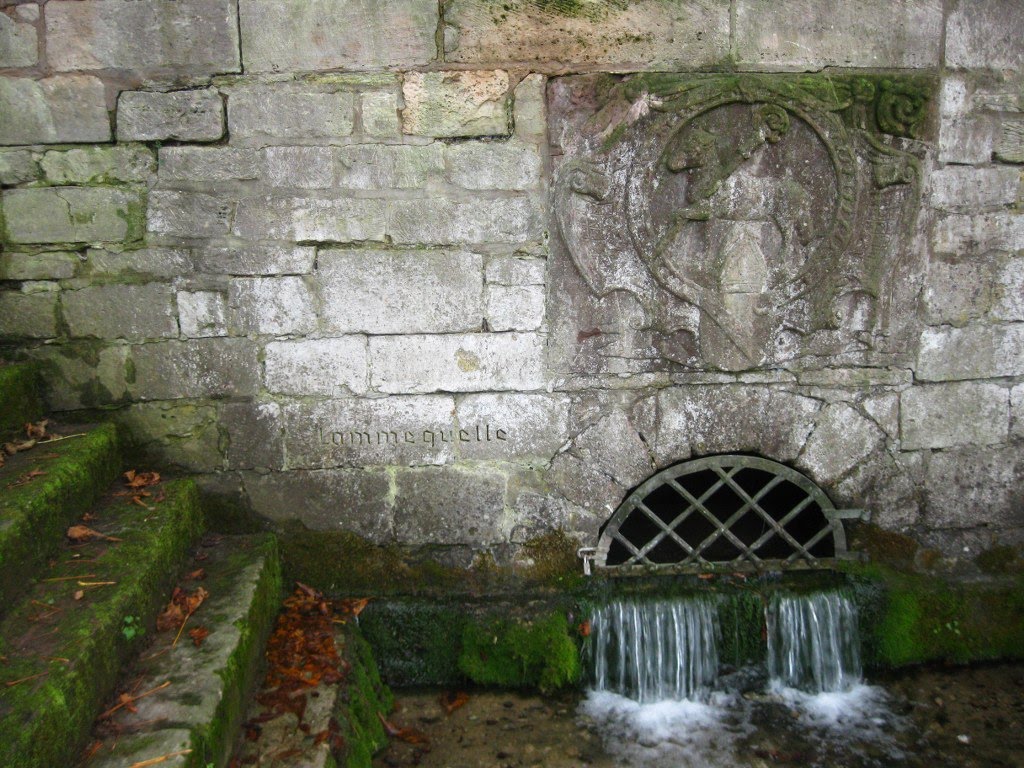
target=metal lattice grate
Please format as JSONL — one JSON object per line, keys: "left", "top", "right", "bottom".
{"left": 594, "top": 456, "right": 867, "bottom": 573}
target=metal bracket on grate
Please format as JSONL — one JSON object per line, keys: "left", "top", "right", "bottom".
{"left": 592, "top": 455, "right": 869, "bottom": 574}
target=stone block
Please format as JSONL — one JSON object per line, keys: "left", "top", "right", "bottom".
{"left": 0, "top": 149, "right": 39, "bottom": 185}
{"left": 0, "top": 8, "right": 38, "bottom": 67}
{"left": 925, "top": 446, "right": 1023, "bottom": 529}
{"left": 335, "top": 144, "right": 444, "bottom": 189}
{"left": 735, "top": 0, "right": 942, "bottom": 69}
{"left": 369, "top": 332, "right": 545, "bottom": 394}
{"left": 454, "top": 392, "right": 569, "bottom": 461}
{"left": 992, "top": 255, "right": 1024, "bottom": 321}
{"left": 939, "top": 116, "right": 1000, "bottom": 165}
{"left": 158, "top": 146, "right": 260, "bottom": 184}
{"left": 84, "top": 247, "right": 192, "bottom": 279}
{"left": 393, "top": 466, "right": 507, "bottom": 546}
{"left": 46, "top": 0, "right": 239, "bottom": 76}
{"left": 227, "top": 84, "right": 354, "bottom": 145}
{"left": 28, "top": 342, "right": 129, "bottom": 410}
{"left": 195, "top": 244, "right": 316, "bottom": 276}
{"left": 239, "top": 0, "right": 437, "bottom": 73}
{"left": 387, "top": 197, "right": 542, "bottom": 246}
{"left": 233, "top": 196, "right": 386, "bottom": 242}
{"left": 115, "top": 401, "right": 223, "bottom": 472}
{"left": 361, "top": 90, "right": 400, "bottom": 138}
{"left": 1012, "top": 384, "right": 1024, "bottom": 439}
{"left": 316, "top": 249, "right": 483, "bottom": 334}
{"left": 933, "top": 213, "right": 1024, "bottom": 254}
{"left": 63, "top": 283, "right": 178, "bottom": 341}
{"left": 0, "top": 75, "right": 110, "bottom": 145}
{"left": 796, "top": 403, "right": 885, "bottom": 485}
{"left": 863, "top": 393, "right": 900, "bottom": 439}
{"left": 946, "top": 0, "right": 1024, "bottom": 71}
{"left": 929, "top": 166, "right": 1020, "bottom": 212}
{"left": 129, "top": 338, "right": 259, "bottom": 400}
{"left": 571, "top": 411, "right": 653, "bottom": 489}
{"left": 261, "top": 147, "right": 334, "bottom": 189}
{"left": 0, "top": 251, "right": 78, "bottom": 280}
{"left": 228, "top": 276, "right": 317, "bottom": 336}
{"left": 148, "top": 191, "right": 234, "bottom": 239}
{"left": 282, "top": 395, "right": 457, "bottom": 469}
{"left": 41, "top": 146, "right": 155, "bottom": 185}
{"left": 922, "top": 254, "right": 993, "bottom": 326}
{"left": 264, "top": 337, "right": 368, "bottom": 396}
{"left": 443, "top": 0, "right": 729, "bottom": 70}
{"left": 3, "top": 187, "right": 139, "bottom": 244}
{"left": 178, "top": 290, "right": 227, "bottom": 338}
{"left": 445, "top": 141, "right": 542, "bottom": 190}
{"left": 243, "top": 469, "right": 392, "bottom": 540}
{"left": 485, "top": 284, "right": 545, "bottom": 331}
{"left": 402, "top": 71, "right": 511, "bottom": 138}
{"left": 117, "top": 89, "right": 224, "bottom": 142}
{"left": 0, "top": 288, "right": 57, "bottom": 338}
{"left": 485, "top": 255, "right": 545, "bottom": 285}
{"left": 222, "top": 401, "right": 283, "bottom": 470}
{"left": 917, "top": 323, "right": 1024, "bottom": 380}
{"left": 548, "top": 450, "right": 625, "bottom": 515}
{"left": 901, "top": 382, "right": 1009, "bottom": 450}
{"left": 996, "top": 119, "right": 1024, "bottom": 164}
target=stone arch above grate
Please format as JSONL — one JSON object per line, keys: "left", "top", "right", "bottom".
{"left": 595, "top": 456, "right": 868, "bottom": 573}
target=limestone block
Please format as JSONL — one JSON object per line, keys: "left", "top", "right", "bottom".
{"left": 393, "top": 466, "right": 507, "bottom": 546}
{"left": 3, "top": 187, "right": 139, "bottom": 244}
{"left": 0, "top": 149, "right": 39, "bottom": 185}
{"left": 63, "top": 283, "right": 178, "bottom": 341}
{"left": 387, "top": 197, "right": 542, "bottom": 246}
{"left": 796, "top": 403, "right": 885, "bottom": 485}
{"left": 925, "top": 446, "right": 1023, "bottom": 529}
{"left": 158, "top": 147, "right": 260, "bottom": 184}
{"left": 369, "top": 332, "right": 545, "bottom": 394}
{"left": 335, "top": 144, "right": 444, "bottom": 189}
{"left": 243, "top": 469, "right": 392, "bottom": 540}
{"left": 239, "top": 0, "right": 437, "bottom": 73}
{"left": 402, "top": 71, "right": 511, "bottom": 138}
{"left": 929, "top": 166, "right": 1020, "bottom": 212}
{"left": 222, "top": 401, "right": 284, "bottom": 471}
{"left": 445, "top": 141, "right": 542, "bottom": 190}
{"left": 195, "top": 244, "right": 316, "bottom": 276}
{"left": 946, "top": 0, "right": 1024, "bottom": 71}
{"left": 227, "top": 84, "right": 354, "bottom": 145}
{"left": 0, "top": 8, "right": 38, "bottom": 68}
{"left": 361, "top": 90, "right": 401, "bottom": 138}
{"left": 736, "top": 0, "right": 942, "bottom": 69}
{"left": 922, "top": 255, "right": 993, "bottom": 326}
{"left": 261, "top": 147, "right": 334, "bottom": 189}
{"left": 282, "top": 395, "right": 458, "bottom": 469}
{"left": 129, "top": 338, "right": 259, "bottom": 400}
{"left": 0, "top": 251, "right": 78, "bottom": 280}
{"left": 0, "top": 288, "right": 57, "bottom": 338}
{"left": 572, "top": 411, "right": 653, "bottom": 489}
{"left": 917, "top": 323, "right": 1024, "bottom": 381}
{"left": 46, "top": 0, "right": 239, "bottom": 76}
{"left": 996, "top": 120, "right": 1024, "bottom": 164}
{"left": 513, "top": 73, "right": 546, "bottom": 142}
{"left": 485, "top": 255, "right": 545, "bottom": 285}
{"left": 316, "top": 249, "right": 483, "bottom": 334}
{"left": 178, "top": 290, "right": 227, "bottom": 338}
{"left": 228, "top": 276, "right": 317, "bottom": 336}
{"left": 863, "top": 393, "right": 900, "bottom": 439}
{"left": 485, "top": 284, "right": 545, "bottom": 331}
{"left": 27, "top": 342, "right": 128, "bottom": 410}
{"left": 264, "top": 337, "right": 368, "bottom": 396}
{"left": 1012, "top": 384, "right": 1024, "bottom": 439}
{"left": 233, "top": 196, "right": 386, "bottom": 242}
{"left": 992, "top": 255, "right": 1024, "bottom": 321}
{"left": 84, "top": 247, "right": 192, "bottom": 279}
{"left": 41, "top": 146, "right": 155, "bottom": 185}
{"left": 443, "top": 0, "right": 729, "bottom": 70}
{"left": 454, "top": 392, "right": 570, "bottom": 461}
{"left": 901, "top": 382, "right": 1009, "bottom": 450}
{"left": 115, "top": 401, "right": 223, "bottom": 472}
{"left": 0, "top": 76, "right": 110, "bottom": 145}
{"left": 118, "top": 90, "right": 224, "bottom": 142}
{"left": 148, "top": 191, "right": 233, "bottom": 239}
{"left": 933, "top": 213, "right": 1024, "bottom": 254}
{"left": 548, "top": 450, "right": 625, "bottom": 516}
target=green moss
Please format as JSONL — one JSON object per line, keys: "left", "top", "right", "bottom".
{"left": 520, "top": 530, "right": 586, "bottom": 590}
{"left": 0, "top": 362, "right": 41, "bottom": 432}
{"left": 848, "top": 523, "right": 919, "bottom": 571}
{"left": 716, "top": 590, "right": 766, "bottom": 668}
{"left": 340, "top": 627, "right": 394, "bottom": 768}
{"left": 359, "top": 601, "right": 468, "bottom": 687}
{"left": 975, "top": 545, "right": 1022, "bottom": 576}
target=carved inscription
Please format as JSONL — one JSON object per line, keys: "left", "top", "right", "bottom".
{"left": 318, "top": 423, "right": 508, "bottom": 448}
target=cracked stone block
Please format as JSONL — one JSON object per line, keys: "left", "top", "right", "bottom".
{"left": 361, "top": 90, "right": 401, "bottom": 138}
{"left": 195, "top": 244, "right": 315, "bottom": 276}
{"left": 118, "top": 89, "right": 224, "bottom": 142}
{"left": 0, "top": 8, "right": 38, "bottom": 67}
{"left": 929, "top": 166, "right": 1020, "bottom": 212}
{"left": 0, "top": 288, "right": 58, "bottom": 338}
{"left": 454, "top": 392, "right": 569, "bottom": 461}
{"left": 227, "top": 83, "right": 354, "bottom": 144}
{"left": 393, "top": 466, "right": 507, "bottom": 546}
{"left": 264, "top": 337, "right": 368, "bottom": 396}
{"left": 128, "top": 338, "right": 259, "bottom": 400}
{"left": 485, "top": 284, "right": 545, "bottom": 331}
{"left": 901, "top": 381, "right": 1009, "bottom": 449}
{"left": 158, "top": 147, "right": 260, "bottom": 184}
{"left": 946, "top": 0, "right": 1024, "bottom": 70}
{"left": 2, "top": 187, "right": 139, "bottom": 244}
{"left": 0, "top": 75, "right": 110, "bottom": 145}
{"left": 222, "top": 401, "right": 284, "bottom": 471}
{"left": 41, "top": 146, "right": 155, "bottom": 185}
{"left": 178, "top": 290, "right": 227, "bottom": 338}
{"left": 917, "top": 323, "right": 1024, "bottom": 380}
{"left": 63, "top": 283, "right": 178, "bottom": 341}
{"left": 0, "top": 251, "right": 78, "bottom": 281}
{"left": 387, "top": 197, "right": 542, "bottom": 246}
{"left": 148, "top": 191, "right": 234, "bottom": 239}
{"left": 228, "top": 276, "right": 317, "bottom": 336}
{"left": 925, "top": 446, "right": 1023, "bottom": 529}
{"left": 84, "top": 247, "right": 192, "bottom": 279}
{"left": 233, "top": 196, "right": 386, "bottom": 242}
{"left": 796, "top": 403, "right": 885, "bottom": 485}
{"left": 572, "top": 411, "right": 653, "bottom": 489}
{"left": 548, "top": 450, "right": 625, "bottom": 516}
{"left": 403, "top": 70, "right": 511, "bottom": 138}
{"left": 446, "top": 140, "right": 542, "bottom": 190}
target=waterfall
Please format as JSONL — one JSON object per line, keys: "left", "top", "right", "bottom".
{"left": 588, "top": 598, "right": 720, "bottom": 703}
{"left": 766, "top": 591, "right": 862, "bottom": 693}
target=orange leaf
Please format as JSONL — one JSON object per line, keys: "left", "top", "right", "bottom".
{"left": 156, "top": 602, "right": 185, "bottom": 632}
{"left": 188, "top": 626, "right": 210, "bottom": 647}
{"left": 124, "top": 470, "right": 161, "bottom": 489}
{"left": 66, "top": 525, "right": 122, "bottom": 543}
{"left": 439, "top": 690, "right": 469, "bottom": 715}
{"left": 185, "top": 568, "right": 206, "bottom": 581}
{"left": 578, "top": 620, "right": 592, "bottom": 637}
{"left": 73, "top": 590, "right": 85, "bottom": 601}
{"left": 25, "top": 420, "right": 50, "bottom": 440}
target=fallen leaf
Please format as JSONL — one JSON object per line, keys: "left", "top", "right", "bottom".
{"left": 156, "top": 602, "right": 185, "bottom": 632}
{"left": 377, "top": 713, "right": 430, "bottom": 745}
{"left": 25, "top": 420, "right": 51, "bottom": 440}
{"left": 439, "top": 690, "right": 470, "bottom": 715}
{"left": 66, "top": 525, "right": 122, "bottom": 543}
{"left": 698, "top": 573, "right": 715, "bottom": 581}
{"left": 124, "top": 470, "right": 161, "bottom": 489}
{"left": 188, "top": 626, "right": 210, "bottom": 647}
{"left": 341, "top": 597, "right": 370, "bottom": 617}
{"left": 578, "top": 620, "right": 592, "bottom": 637}
{"left": 185, "top": 568, "right": 206, "bottom": 581}
{"left": 3, "top": 439, "right": 36, "bottom": 455}
{"left": 73, "top": 590, "right": 85, "bottom": 601}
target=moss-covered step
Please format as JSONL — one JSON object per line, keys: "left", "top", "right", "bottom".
{"left": 0, "top": 422, "right": 121, "bottom": 616}
{"left": 84, "top": 533, "right": 281, "bottom": 768}
{"left": 0, "top": 362, "right": 41, "bottom": 433}
{"left": 0, "top": 478, "right": 204, "bottom": 768}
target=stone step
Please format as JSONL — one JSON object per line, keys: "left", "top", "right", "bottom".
{"left": 0, "top": 421, "right": 121, "bottom": 616}
{"left": 0, "top": 362, "right": 41, "bottom": 432}
{"left": 0, "top": 477, "right": 204, "bottom": 768}
{"left": 82, "top": 533, "right": 281, "bottom": 768}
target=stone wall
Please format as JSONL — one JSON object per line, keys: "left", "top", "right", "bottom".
{"left": 0, "top": 0, "right": 1021, "bottom": 570}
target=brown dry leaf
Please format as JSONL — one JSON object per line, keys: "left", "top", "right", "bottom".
{"left": 342, "top": 597, "right": 370, "bottom": 617}
{"left": 578, "top": 619, "right": 592, "bottom": 638}
{"left": 184, "top": 568, "right": 206, "bottom": 581}
{"left": 439, "top": 690, "right": 470, "bottom": 715}
{"left": 124, "top": 470, "right": 161, "bottom": 489}
{"left": 184, "top": 587, "right": 209, "bottom": 614}
{"left": 188, "top": 626, "right": 210, "bottom": 647}
{"left": 377, "top": 713, "right": 430, "bottom": 746}
{"left": 25, "top": 420, "right": 50, "bottom": 440}
{"left": 156, "top": 602, "right": 185, "bottom": 632}
{"left": 7, "top": 468, "right": 46, "bottom": 487}
{"left": 73, "top": 590, "right": 85, "bottom": 601}
{"left": 66, "top": 525, "right": 122, "bottom": 543}
{"left": 4, "top": 438, "right": 37, "bottom": 455}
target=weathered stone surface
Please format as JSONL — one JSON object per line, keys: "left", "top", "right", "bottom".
{"left": 316, "top": 249, "right": 483, "bottom": 334}
{"left": 393, "top": 466, "right": 507, "bottom": 545}
{"left": 863, "top": 392, "right": 900, "bottom": 439}
{"left": 513, "top": 73, "right": 546, "bottom": 141}
{"left": 572, "top": 411, "right": 653, "bottom": 489}
{"left": 992, "top": 254, "right": 1024, "bottom": 321}
{"left": 926, "top": 446, "right": 1024, "bottom": 529}
{"left": 796, "top": 403, "right": 885, "bottom": 485}
{"left": 996, "top": 119, "right": 1024, "bottom": 164}
{"left": 335, "top": 144, "right": 444, "bottom": 189}
{"left": 63, "top": 283, "right": 178, "bottom": 341}
{"left": 260, "top": 146, "right": 334, "bottom": 189}
{"left": 917, "top": 323, "right": 1024, "bottom": 380}
{"left": 148, "top": 191, "right": 234, "bottom": 239}
{"left": 369, "top": 333, "right": 545, "bottom": 393}
{"left": 115, "top": 401, "right": 223, "bottom": 472}
{"left": 936, "top": 75, "right": 1000, "bottom": 165}
{"left": 227, "top": 84, "right": 354, "bottom": 145}
{"left": 0, "top": 8, "right": 38, "bottom": 67}
{"left": 485, "top": 284, "right": 545, "bottom": 332}
{"left": 28, "top": 342, "right": 129, "bottom": 410}
{"left": 264, "top": 337, "right": 368, "bottom": 396}
{"left": 929, "top": 166, "right": 1020, "bottom": 212}
{"left": 0, "top": 251, "right": 78, "bottom": 280}
{"left": 41, "top": 146, "right": 155, "bottom": 185}
{"left": 0, "top": 149, "right": 39, "bottom": 185}
{"left": 196, "top": 243, "right": 316, "bottom": 276}
{"left": 454, "top": 393, "right": 569, "bottom": 461}
{"left": 89, "top": 731, "right": 193, "bottom": 768}
{"left": 922, "top": 254, "right": 993, "bottom": 326}
{"left": 233, "top": 196, "right": 386, "bottom": 242}
{"left": 387, "top": 197, "right": 542, "bottom": 246}
{"left": 282, "top": 395, "right": 457, "bottom": 469}
{"left": 361, "top": 90, "right": 401, "bottom": 138}
{"left": 835, "top": 451, "right": 922, "bottom": 529}
{"left": 129, "top": 338, "right": 259, "bottom": 400}
{"left": 0, "top": 76, "right": 109, "bottom": 145}
{"left": 485, "top": 255, "right": 546, "bottom": 285}
{"left": 46, "top": 0, "right": 239, "bottom": 75}
{"left": 159, "top": 147, "right": 260, "bottom": 183}
{"left": 222, "top": 401, "right": 283, "bottom": 470}
{"left": 934, "top": 213, "right": 1024, "bottom": 254}
{"left": 243, "top": 468, "right": 392, "bottom": 540}
{"left": 84, "top": 247, "right": 192, "bottom": 279}
{"left": 548, "top": 450, "right": 626, "bottom": 516}
{"left": 901, "top": 381, "right": 1009, "bottom": 450}
{"left": 229, "top": 276, "right": 317, "bottom": 336}
{"left": 3, "top": 187, "right": 139, "bottom": 243}
{"left": 946, "top": 0, "right": 1024, "bottom": 71}
{"left": 118, "top": 90, "right": 224, "bottom": 142}
{"left": 0, "top": 288, "right": 57, "bottom": 338}
{"left": 178, "top": 290, "right": 227, "bottom": 338}
{"left": 402, "top": 71, "right": 511, "bottom": 137}
{"left": 1011, "top": 384, "right": 1024, "bottom": 439}
{"left": 444, "top": 0, "right": 729, "bottom": 70}
{"left": 239, "top": 0, "right": 437, "bottom": 73}
{"left": 446, "top": 141, "right": 542, "bottom": 190}
{"left": 735, "top": 0, "right": 942, "bottom": 69}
